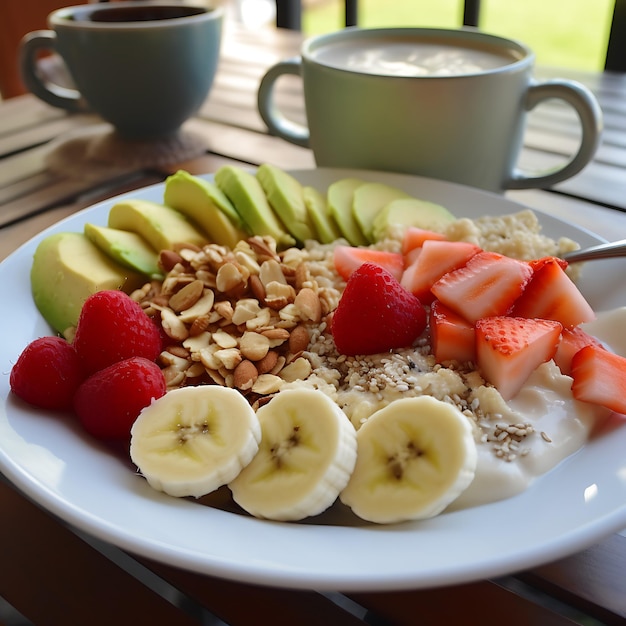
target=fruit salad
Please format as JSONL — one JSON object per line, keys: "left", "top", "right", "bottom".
{"left": 9, "top": 166, "right": 626, "bottom": 525}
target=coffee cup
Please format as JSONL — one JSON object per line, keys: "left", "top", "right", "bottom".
{"left": 20, "top": 1, "right": 223, "bottom": 140}
{"left": 258, "top": 27, "right": 603, "bottom": 192}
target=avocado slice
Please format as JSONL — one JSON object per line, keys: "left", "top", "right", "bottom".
{"left": 30, "top": 232, "right": 144, "bottom": 335}
{"left": 84, "top": 223, "right": 163, "bottom": 280}
{"left": 327, "top": 178, "right": 368, "bottom": 246}
{"left": 214, "top": 166, "right": 295, "bottom": 249}
{"left": 303, "top": 185, "right": 342, "bottom": 244}
{"left": 163, "top": 170, "right": 249, "bottom": 249}
{"left": 108, "top": 199, "right": 208, "bottom": 252}
{"left": 371, "top": 197, "right": 456, "bottom": 242}
{"left": 256, "top": 164, "right": 316, "bottom": 243}
{"left": 352, "top": 182, "right": 412, "bottom": 242}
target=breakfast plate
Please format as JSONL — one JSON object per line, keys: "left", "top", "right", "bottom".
{"left": 1, "top": 168, "right": 626, "bottom": 592}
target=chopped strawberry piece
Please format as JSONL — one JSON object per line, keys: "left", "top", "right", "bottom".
{"left": 429, "top": 300, "right": 475, "bottom": 364}
{"left": 400, "top": 240, "right": 481, "bottom": 304}
{"left": 511, "top": 257, "right": 596, "bottom": 328}
{"left": 571, "top": 345, "right": 626, "bottom": 415}
{"left": 528, "top": 255, "right": 569, "bottom": 272}
{"left": 431, "top": 251, "right": 534, "bottom": 323}
{"left": 333, "top": 245, "right": 404, "bottom": 282}
{"left": 332, "top": 263, "right": 427, "bottom": 356}
{"left": 403, "top": 246, "right": 422, "bottom": 267}
{"left": 401, "top": 226, "right": 448, "bottom": 255}
{"left": 475, "top": 316, "right": 563, "bottom": 400}
{"left": 554, "top": 326, "right": 606, "bottom": 376}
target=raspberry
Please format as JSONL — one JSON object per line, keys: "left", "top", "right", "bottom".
{"left": 10, "top": 336, "right": 85, "bottom": 411}
{"left": 332, "top": 263, "right": 427, "bottom": 356}
{"left": 74, "top": 356, "right": 166, "bottom": 440}
{"left": 73, "top": 290, "right": 162, "bottom": 375}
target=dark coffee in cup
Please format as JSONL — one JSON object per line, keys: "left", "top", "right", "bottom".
{"left": 72, "top": 5, "right": 207, "bottom": 23}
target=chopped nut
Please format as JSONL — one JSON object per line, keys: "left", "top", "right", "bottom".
{"left": 255, "top": 350, "right": 279, "bottom": 374}
{"left": 216, "top": 262, "right": 246, "bottom": 292}
{"left": 280, "top": 357, "right": 312, "bottom": 382}
{"left": 231, "top": 298, "right": 262, "bottom": 325}
{"left": 214, "top": 300, "right": 234, "bottom": 322}
{"left": 251, "top": 373, "right": 283, "bottom": 395}
{"left": 239, "top": 331, "right": 270, "bottom": 361}
{"left": 294, "top": 287, "right": 322, "bottom": 323}
{"left": 289, "top": 325, "right": 310, "bottom": 354}
{"left": 160, "top": 308, "right": 189, "bottom": 342}
{"left": 169, "top": 279, "right": 205, "bottom": 313}
{"left": 214, "top": 347, "right": 242, "bottom": 370}
{"left": 159, "top": 249, "right": 184, "bottom": 273}
{"left": 259, "top": 259, "right": 287, "bottom": 287}
{"left": 180, "top": 290, "right": 215, "bottom": 320}
{"left": 212, "top": 330, "right": 238, "bottom": 349}
{"left": 233, "top": 360, "right": 258, "bottom": 391}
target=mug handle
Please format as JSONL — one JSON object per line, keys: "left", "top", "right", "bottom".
{"left": 19, "top": 30, "right": 85, "bottom": 112}
{"left": 507, "top": 79, "right": 603, "bottom": 189}
{"left": 257, "top": 57, "right": 310, "bottom": 148}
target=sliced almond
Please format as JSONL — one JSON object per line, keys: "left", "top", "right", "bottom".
{"left": 294, "top": 287, "right": 322, "bottom": 323}
{"left": 239, "top": 331, "right": 270, "bottom": 361}
{"left": 255, "top": 350, "right": 279, "bottom": 374}
{"left": 279, "top": 356, "right": 312, "bottom": 382}
{"left": 251, "top": 373, "right": 283, "bottom": 395}
{"left": 233, "top": 359, "right": 258, "bottom": 391}
{"left": 289, "top": 325, "right": 310, "bottom": 354}
{"left": 160, "top": 308, "right": 189, "bottom": 342}
{"left": 168, "top": 279, "right": 204, "bottom": 313}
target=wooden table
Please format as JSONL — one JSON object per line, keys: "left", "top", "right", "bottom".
{"left": 1, "top": 20, "right": 625, "bottom": 626}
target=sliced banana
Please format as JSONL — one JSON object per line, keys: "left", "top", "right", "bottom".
{"left": 130, "top": 386, "right": 261, "bottom": 498}
{"left": 229, "top": 388, "right": 357, "bottom": 521}
{"left": 340, "top": 396, "right": 477, "bottom": 524}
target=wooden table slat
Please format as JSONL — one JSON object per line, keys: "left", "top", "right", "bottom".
{"left": 138, "top": 558, "right": 368, "bottom": 626}
{"left": 0, "top": 480, "right": 201, "bottom": 626}
{"left": 348, "top": 579, "right": 580, "bottom": 626}
{"left": 520, "top": 534, "right": 626, "bottom": 625}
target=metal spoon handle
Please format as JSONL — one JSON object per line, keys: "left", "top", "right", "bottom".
{"left": 562, "top": 238, "right": 626, "bottom": 263}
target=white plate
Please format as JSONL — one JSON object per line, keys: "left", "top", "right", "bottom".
{"left": 1, "top": 169, "right": 626, "bottom": 592}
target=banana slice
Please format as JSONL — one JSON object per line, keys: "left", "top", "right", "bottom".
{"left": 340, "top": 396, "right": 477, "bottom": 524}
{"left": 129, "top": 386, "right": 261, "bottom": 498}
{"left": 229, "top": 388, "right": 357, "bottom": 521}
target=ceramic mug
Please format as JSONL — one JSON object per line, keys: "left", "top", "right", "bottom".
{"left": 258, "top": 27, "right": 603, "bottom": 192}
{"left": 20, "top": 1, "right": 223, "bottom": 139}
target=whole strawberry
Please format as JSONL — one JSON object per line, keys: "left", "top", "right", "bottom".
{"left": 73, "top": 290, "right": 162, "bottom": 375}
{"left": 10, "top": 336, "right": 85, "bottom": 411}
{"left": 332, "top": 262, "right": 427, "bottom": 356}
{"left": 74, "top": 356, "right": 166, "bottom": 440}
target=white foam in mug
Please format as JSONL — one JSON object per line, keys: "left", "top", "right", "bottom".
{"left": 258, "top": 27, "right": 602, "bottom": 192}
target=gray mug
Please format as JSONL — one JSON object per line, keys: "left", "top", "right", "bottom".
{"left": 20, "top": 1, "right": 223, "bottom": 140}
{"left": 258, "top": 27, "right": 603, "bottom": 192}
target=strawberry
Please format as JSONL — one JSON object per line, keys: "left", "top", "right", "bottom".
{"left": 429, "top": 300, "right": 475, "bottom": 364}
{"left": 431, "top": 251, "right": 534, "bottom": 323}
{"left": 10, "top": 336, "right": 86, "bottom": 411}
{"left": 400, "top": 240, "right": 481, "bottom": 304}
{"left": 331, "top": 263, "right": 427, "bottom": 356}
{"left": 571, "top": 345, "right": 626, "bottom": 415}
{"left": 73, "top": 290, "right": 162, "bottom": 375}
{"left": 475, "top": 316, "right": 563, "bottom": 400}
{"left": 401, "top": 226, "right": 448, "bottom": 255}
{"left": 511, "top": 256, "right": 596, "bottom": 328}
{"left": 333, "top": 245, "right": 404, "bottom": 282}
{"left": 554, "top": 326, "right": 606, "bottom": 376}
{"left": 74, "top": 356, "right": 166, "bottom": 440}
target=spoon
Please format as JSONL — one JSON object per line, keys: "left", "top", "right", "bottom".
{"left": 561, "top": 238, "right": 626, "bottom": 263}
